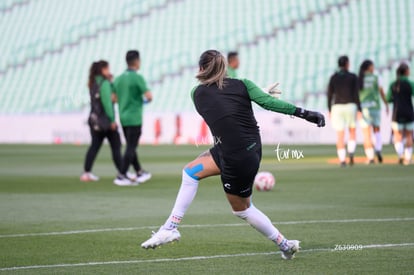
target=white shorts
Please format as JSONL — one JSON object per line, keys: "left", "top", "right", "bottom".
{"left": 391, "top": 122, "right": 414, "bottom": 131}
{"left": 331, "top": 103, "right": 357, "bottom": 131}
{"left": 360, "top": 108, "right": 381, "bottom": 128}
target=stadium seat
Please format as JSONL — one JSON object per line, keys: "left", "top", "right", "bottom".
{"left": 0, "top": 0, "right": 412, "bottom": 113}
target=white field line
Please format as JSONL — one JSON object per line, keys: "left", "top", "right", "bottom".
{"left": 1, "top": 217, "right": 413, "bottom": 238}
{"left": 1, "top": 243, "right": 413, "bottom": 272}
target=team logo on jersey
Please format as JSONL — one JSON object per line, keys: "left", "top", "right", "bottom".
{"left": 224, "top": 183, "right": 231, "bottom": 189}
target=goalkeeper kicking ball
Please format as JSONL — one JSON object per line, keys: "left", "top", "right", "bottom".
{"left": 254, "top": 171, "right": 275, "bottom": 191}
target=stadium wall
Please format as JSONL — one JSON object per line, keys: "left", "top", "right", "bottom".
{"left": 0, "top": 111, "right": 393, "bottom": 145}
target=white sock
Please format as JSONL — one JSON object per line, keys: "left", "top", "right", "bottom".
{"left": 404, "top": 147, "right": 412, "bottom": 162}
{"left": 394, "top": 142, "right": 404, "bottom": 158}
{"left": 163, "top": 170, "right": 199, "bottom": 230}
{"left": 347, "top": 140, "right": 356, "bottom": 155}
{"left": 364, "top": 147, "right": 374, "bottom": 160}
{"left": 233, "top": 204, "right": 288, "bottom": 250}
{"left": 374, "top": 132, "right": 382, "bottom": 152}
{"left": 337, "top": 148, "right": 346, "bottom": 162}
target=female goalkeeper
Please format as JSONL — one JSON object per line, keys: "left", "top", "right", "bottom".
{"left": 141, "top": 50, "right": 325, "bottom": 260}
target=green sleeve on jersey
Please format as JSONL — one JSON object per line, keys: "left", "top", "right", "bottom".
{"left": 100, "top": 80, "right": 115, "bottom": 122}
{"left": 386, "top": 83, "right": 394, "bottom": 103}
{"left": 136, "top": 74, "right": 149, "bottom": 94}
{"left": 241, "top": 78, "right": 296, "bottom": 115}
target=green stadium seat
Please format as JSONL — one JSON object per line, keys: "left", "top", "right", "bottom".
{"left": 0, "top": 0, "right": 412, "bottom": 113}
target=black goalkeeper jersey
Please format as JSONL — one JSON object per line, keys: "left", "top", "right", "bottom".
{"left": 192, "top": 78, "right": 296, "bottom": 157}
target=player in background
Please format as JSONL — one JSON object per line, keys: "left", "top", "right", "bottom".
{"left": 227, "top": 51, "right": 239, "bottom": 78}
{"left": 113, "top": 50, "right": 153, "bottom": 186}
{"left": 141, "top": 50, "right": 325, "bottom": 260}
{"left": 327, "top": 56, "right": 361, "bottom": 167}
{"left": 358, "top": 60, "right": 389, "bottom": 163}
{"left": 387, "top": 63, "right": 414, "bottom": 165}
{"left": 80, "top": 60, "right": 122, "bottom": 182}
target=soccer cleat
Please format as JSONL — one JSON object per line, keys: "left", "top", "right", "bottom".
{"left": 349, "top": 154, "right": 354, "bottom": 166}
{"left": 141, "top": 227, "right": 181, "bottom": 249}
{"left": 376, "top": 151, "right": 383, "bottom": 163}
{"left": 136, "top": 170, "right": 152, "bottom": 184}
{"left": 280, "top": 240, "right": 301, "bottom": 260}
{"left": 340, "top": 162, "right": 347, "bottom": 168}
{"left": 367, "top": 159, "right": 375, "bottom": 165}
{"left": 126, "top": 171, "right": 137, "bottom": 181}
{"left": 399, "top": 158, "right": 404, "bottom": 165}
{"left": 113, "top": 175, "right": 137, "bottom": 186}
{"left": 80, "top": 172, "right": 99, "bottom": 182}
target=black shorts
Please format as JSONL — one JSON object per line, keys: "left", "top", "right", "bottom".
{"left": 210, "top": 143, "right": 262, "bottom": 198}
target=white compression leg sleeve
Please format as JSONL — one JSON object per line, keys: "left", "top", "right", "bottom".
{"left": 233, "top": 204, "right": 287, "bottom": 248}
{"left": 163, "top": 170, "right": 199, "bottom": 230}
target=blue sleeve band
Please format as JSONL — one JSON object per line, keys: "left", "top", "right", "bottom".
{"left": 184, "top": 164, "right": 204, "bottom": 180}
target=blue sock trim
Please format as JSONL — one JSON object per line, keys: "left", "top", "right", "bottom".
{"left": 184, "top": 164, "right": 203, "bottom": 180}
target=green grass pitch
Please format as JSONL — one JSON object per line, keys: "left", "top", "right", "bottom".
{"left": 0, "top": 144, "right": 413, "bottom": 274}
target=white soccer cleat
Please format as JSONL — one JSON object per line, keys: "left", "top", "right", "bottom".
{"left": 281, "top": 240, "right": 301, "bottom": 260}
{"left": 141, "top": 227, "right": 181, "bottom": 249}
{"left": 80, "top": 172, "right": 99, "bottom": 182}
{"left": 126, "top": 171, "right": 137, "bottom": 181}
{"left": 136, "top": 170, "right": 152, "bottom": 184}
{"left": 113, "top": 175, "right": 137, "bottom": 186}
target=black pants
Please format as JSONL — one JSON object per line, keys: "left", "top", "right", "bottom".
{"left": 84, "top": 128, "right": 122, "bottom": 173}
{"left": 121, "top": 126, "right": 142, "bottom": 175}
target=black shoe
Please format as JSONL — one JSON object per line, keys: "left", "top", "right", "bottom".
{"left": 368, "top": 159, "right": 375, "bottom": 164}
{"left": 340, "top": 162, "right": 347, "bottom": 168}
{"left": 376, "top": 151, "right": 383, "bottom": 163}
{"left": 399, "top": 158, "right": 404, "bottom": 165}
{"left": 349, "top": 154, "right": 354, "bottom": 166}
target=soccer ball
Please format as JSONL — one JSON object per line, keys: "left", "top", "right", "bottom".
{"left": 254, "top": 171, "right": 275, "bottom": 191}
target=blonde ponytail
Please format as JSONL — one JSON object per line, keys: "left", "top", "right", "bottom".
{"left": 196, "top": 50, "right": 227, "bottom": 89}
